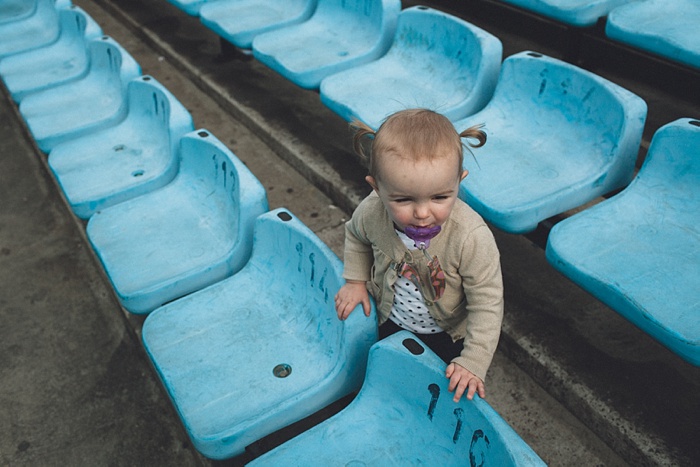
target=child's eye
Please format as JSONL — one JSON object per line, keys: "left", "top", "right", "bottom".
{"left": 433, "top": 195, "right": 449, "bottom": 201}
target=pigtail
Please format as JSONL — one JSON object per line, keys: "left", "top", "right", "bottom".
{"left": 460, "top": 123, "right": 487, "bottom": 148}
{"left": 350, "top": 119, "right": 376, "bottom": 160}
{"left": 460, "top": 123, "right": 487, "bottom": 169}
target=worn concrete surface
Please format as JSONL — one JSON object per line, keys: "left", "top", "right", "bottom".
{"left": 1, "top": 0, "right": 698, "bottom": 465}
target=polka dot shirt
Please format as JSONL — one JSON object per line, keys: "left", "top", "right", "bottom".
{"left": 389, "top": 230, "right": 443, "bottom": 334}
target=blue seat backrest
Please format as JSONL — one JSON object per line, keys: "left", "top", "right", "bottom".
{"left": 247, "top": 209, "right": 373, "bottom": 354}
{"left": 248, "top": 210, "right": 343, "bottom": 334}
{"left": 396, "top": 7, "right": 492, "bottom": 80}
{"left": 126, "top": 76, "right": 193, "bottom": 156}
{"left": 88, "top": 36, "right": 141, "bottom": 92}
{"left": 497, "top": 0, "right": 634, "bottom": 27}
{"left": 0, "top": 0, "right": 36, "bottom": 24}
{"left": 249, "top": 332, "right": 545, "bottom": 466}
{"left": 66, "top": 5, "right": 102, "bottom": 40}
{"left": 495, "top": 52, "right": 639, "bottom": 163}
{"left": 319, "top": 0, "right": 394, "bottom": 28}
{"left": 637, "top": 118, "right": 699, "bottom": 199}
{"left": 177, "top": 131, "right": 263, "bottom": 239}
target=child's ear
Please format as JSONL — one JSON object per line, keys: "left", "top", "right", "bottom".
{"left": 365, "top": 175, "right": 379, "bottom": 193}
{"left": 460, "top": 170, "right": 469, "bottom": 181}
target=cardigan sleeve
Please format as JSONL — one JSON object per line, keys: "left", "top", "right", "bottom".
{"left": 451, "top": 224, "right": 504, "bottom": 382}
{"left": 342, "top": 201, "right": 375, "bottom": 283}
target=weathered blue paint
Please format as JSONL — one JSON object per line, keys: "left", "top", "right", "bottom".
{"left": 86, "top": 130, "right": 268, "bottom": 314}
{"left": 455, "top": 51, "right": 647, "bottom": 234}
{"left": 0, "top": 0, "right": 37, "bottom": 26}
{"left": 250, "top": 332, "right": 545, "bottom": 466}
{"left": 252, "top": 0, "right": 401, "bottom": 90}
{"left": 47, "top": 75, "right": 194, "bottom": 219}
{"left": 17, "top": 35, "right": 142, "bottom": 152}
{"left": 606, "top": 0, "right": 700, "bottom": 70}
{"left": 200, "top": 0, "right": 317, "bottom": 49}
{"left": 0, "top": 6, "right": 102, "bottom": 102}
{"left": 0, "top": 0, "right": 64, "bottom": 57}
{"left": 546, "top": 118, "right": 700, "bottom": 365}
{"left": 320, "top": 6, "right": 502, "bottom": 130}
{"left": 497, "top": 0, "right": 634, "bottom": 27}
{"left": 142, "top": 209, "right": 378, "bottom": 460}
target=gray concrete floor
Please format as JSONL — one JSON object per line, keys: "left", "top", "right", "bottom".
{"left": 1, "top": 0, "right": 698, "bottom": 465}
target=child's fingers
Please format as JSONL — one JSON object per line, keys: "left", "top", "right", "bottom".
{"left": 446, "top": 365, "right": 485, "bottom": 402}
{"left": 339, "top": 302, "right": 353, "bottom": 321}
{"left": 362, "top": 297, "right": 371, "bottom": 316}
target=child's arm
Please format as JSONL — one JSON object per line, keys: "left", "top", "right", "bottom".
{"left": 337, "top": 202, "right": 375, "bottom": 321}
{"left": 450, "top": 223, "right": 504, "bottom": 401}
{"left": 335, "top": 280, "right": 371, "bottom": 320}
{"left": 446, "top": 362, "right": 485, "bottom": 402}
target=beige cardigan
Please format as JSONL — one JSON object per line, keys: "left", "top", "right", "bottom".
{"left": 343, "top": 192, "right": 504, "bottom": 381}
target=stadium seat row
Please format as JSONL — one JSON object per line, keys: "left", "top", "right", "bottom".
{"left": 0, "top": 1, "right": 547, "bottom": 463}
{"left": 171, "top": 0, "right": 700, "bottom": 70}
{"left": 160, "top": 0, "right": 698, "bottom": 365}
{"left": 498, "top": 0, "right": 700, "bottom": 70}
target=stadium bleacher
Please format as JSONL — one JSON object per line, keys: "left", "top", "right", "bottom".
{"left": 1, "top": 0, "right": 698, "bottom": 464}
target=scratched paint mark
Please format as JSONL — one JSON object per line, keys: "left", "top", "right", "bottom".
{"left": 539, "top": 79, "right": 547, "bottom": 96}
{"left": 229, "top": 170, "right": 236, "bottom": 194}
{"left": 295, "top": 243, "right": 303, "bottom": 272}
{"left": 453, "top": 408, "right": 464, "bottom": 443}
{"left": 319, "top": 267, "right": 329, "bottom": 302}
{"left": 309, "top": 252, "right": 316, "bottom": 287}
{"left": 212, "top": 155, "right": 219, "bottom": 180}
{"left": 221, "top": 161, "right": 227, "bottom": 187}
{"left": 469, "top": 429, "right": 491, "bottom": 466}
{"left": 152, "top": 92, "right": 159, "bottom": 115}
{"left": 427, "top": 384, "right": 440, "bottom": 420}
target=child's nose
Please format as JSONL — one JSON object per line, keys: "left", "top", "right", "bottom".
{"left": 414, "top": 203, "right": 430, "bottom": 220}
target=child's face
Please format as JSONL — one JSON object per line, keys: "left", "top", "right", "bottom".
{"left": 367, "top": 153, "right": 468, "bottom": 233}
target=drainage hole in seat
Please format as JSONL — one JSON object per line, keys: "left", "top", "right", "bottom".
{"left": 273, "top": 364, "right": 292, "bottom": 378}
{"left": 403, "top": 338, "right": 425, "bottom": 355}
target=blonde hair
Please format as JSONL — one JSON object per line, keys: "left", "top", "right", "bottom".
{"left": 351, "top": 109, "right": 486, "bottom": 180}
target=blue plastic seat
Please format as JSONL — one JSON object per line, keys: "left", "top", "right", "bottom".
{"left": 48, "top": 76, "right": 195, "bottom": 219}
{"left": 496, "top": 0, "right": 633, "bottom": 27}
{"left": 0, "top": 6, "right": 102, "bottom": 103}
{"left": 250, "top": 331, "right": 545, "bottom": 466}
{"left": 0, "top": 0, "right": 35, "bottom": 25}
{"left": 606, "top": 0, "right": 700, "bottom": 70}
{"left": 142, "top": 208, "right": 377, "bottom": 459}
{"left": 86, "top": 130, "right": 269, "bottom": 314}
{"left": 454, "top": 51, "right": 647, "bottom": 234}
{"left": 546, "top": 118, "right": 700, "bottom": 366}
{"left": 252, "top": 0, "right": 400, "bottom": 89}
{"left": 0, "top": 0, "right": 68, "bottom": 58}
{"left": 199, "top": 0, "right": 317, "bottom": 49}
{"left": 0, "top": 0, "right": 70, "bottom": 25}
{"left": 18, "top": 36, "right": 141, "bottom": 153}
{"left": 165, "top": 0, "right": 213, "bottom": 16}
{"left": 320, "top": 6, "right": 502, "bottom": 130}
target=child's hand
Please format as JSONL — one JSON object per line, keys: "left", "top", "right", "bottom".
{"left": 446, "top": 363, "right": 485, "bottom": 402}
{"left": 335, "top": 281, "right": 371, "bottom": 320}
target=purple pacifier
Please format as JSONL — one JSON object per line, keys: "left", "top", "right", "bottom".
{"left": 404, "top": 225, "right": 441, "bottom": 250}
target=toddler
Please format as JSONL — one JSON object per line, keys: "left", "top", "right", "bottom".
{"left": 335, "top": 109, "right": 504, "bottom": 402}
